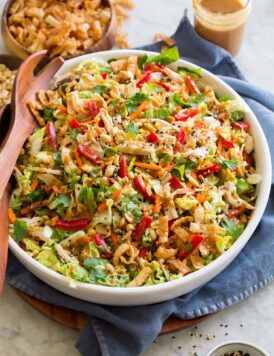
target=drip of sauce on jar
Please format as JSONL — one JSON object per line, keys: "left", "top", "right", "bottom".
{"left": 193, "top": 0, "right": 252, "bottom": 56}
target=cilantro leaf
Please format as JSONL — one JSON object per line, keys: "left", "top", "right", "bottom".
{"left": 231, "top": 111, "right": 244, "bottom": 122}
{"left": 171, "top": 93, "right": 187, "bottom": 107}
{"left": 121, "top": 194, "right": 142, "bottom": 222}
{"left": 52, "top": 228, "right": 70, "bottom": 242}
{"left": 23, "top": 190, "right": 46, "bottom": 204}
{"left": 84, "top": 257, "right": 108, "bottom": 282}
{"left": 125, "top": 93, "right": 148, "bottom": 114}
{"left": 52, "top": 151, "right": 62, "bottom": 168}
{"left": 79, "top": 187, "right": 97, "bottom": 214}
{"left": 188, "top": 94, "right": 205, "bottom": 107}
{"left": 126, "top": 121, "right": 139, "bottom": 139}
{"left": 146, "top": 47, "right": 180, "bottom": 66}
{"left": 217, "top": 158, "right": 238, "bottom": 170}
{"left": 79, "top": 85, "right": 108, "bottom": 98}
{"left": 108, "top": 58, "right": 118, "bottom": 64}
{"left": 14, "top": 220, "right": 28, "bottom": 242}
{"left": 48, "top": 194, "right": 71, "bottom": 216}
{"left": 92, "top": 85, "right": 108, "bottom": 95}
{"left": 175, "top": 157, "right": 186, "bottom": 164}
{"left": 43, "top": 107, "right": 55, "bottom": 121}
{"left": 218, "top": 95, "right": 231, "bottom": 102}
{"left": 221, "top": 217, "right": 244, "bottom": 240}
{"left": 142, "top": 108, "right": 171, "bottom": 120}
{"left": 185, "top": 242, "right": 193, "bottom": 253}
{"left": 138, "top": 54, "right": 149, "bottom": 69}
{"left": 69, "top": 128, "right": 81, "bottom": 139}
{"left": 185, "top": 161, "right": 198, "bottom": 172}
{"left": 177, "top": 66, "right": 202, "bottom": 78}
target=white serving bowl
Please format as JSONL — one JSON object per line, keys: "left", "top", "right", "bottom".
{"left": 8, "top": 50, "right": 272, "bottom": 306}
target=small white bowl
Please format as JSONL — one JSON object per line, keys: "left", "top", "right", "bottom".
{"left": 8, "top": 50, "right": 272, "bottom": 306}
{"left": 207, "top": 340, "right": 270, "bottom": 356}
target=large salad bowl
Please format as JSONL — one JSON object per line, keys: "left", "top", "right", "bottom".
{"left": 8, "top": 50, "right": 271, "bottom": 306}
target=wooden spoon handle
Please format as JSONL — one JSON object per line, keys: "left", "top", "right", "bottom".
{"left": 0, "top": 183, "right": 11, "bottom": 295}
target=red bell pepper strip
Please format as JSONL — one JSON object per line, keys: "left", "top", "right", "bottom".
{"left": 169, "top": 177, "right": 184, "bottom": 190}
{"left": 147, "top": 132, "right": 159, "bottom": 143}
{"left": 177, "top": 128, "right": 186, "bottom": 144}
{"left": 133, "top": 216, "right": 153, "bottom": 240}
{"left": 175, "top": 128, "right": 186, "bottom": 152}
{"left": 77, "top": 144, "right": 100, "bottom": 163}
{"left": 56, "top": 218, "right": 89, "bottom": 231}
{"left": 118, "top": 155, "right": 128, "bottom": 178}
{"left": 101, "top": 72, "right": 107, "bottom": 79}
{"left": 185, "top": 75, "right": 200, "bottom": 94}
{"left": 134, "top": 175, "right": 155, "bottom": 203}
{"left": 88, "top": 102, "right": 100, "bottom": 117}
{"left": 197, "top": 163, "right": 222, "bottom": 177}
{"left": 94, "top": 234, "right": 108, "bottom": 248}
{"left": 139, "top": 247, "right": 148, "bottom": 258}
{"left": 144, "top": 63, "right": 164, "bottom": 72}
{"left": 174, "top": 107, "right": 199, "bottom": 122}
{"left": 221, "top": 139, "right": 234, "bottom": 148}
{"left": 136, "top": 72, "right": 152, "bottom": 88}
{"left": 46, "top": 122, "right": 58, "bottom": 150}
{"left": 154, "top": 81, "right": 170, "bottom": 92}
{"left": 70, "top": 119, "right": 85, "bottom": 134}
{"left": 108, "top": 178, "right": 116, "bottom": 184}
{"left": 178, "top": 235, "right": 204, "bottom": 260}
{"left": 232, "top": 121, "right": 250, "bottom": 132}
{"left": 99, "top": 119, "right": 105, "bottom": 127}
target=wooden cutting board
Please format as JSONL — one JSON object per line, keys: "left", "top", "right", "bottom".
{"left": 13, "top": 287, "right": 211, "bottom": 334}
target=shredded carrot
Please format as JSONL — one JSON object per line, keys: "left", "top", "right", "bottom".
{"left": 56, "top": 105, "right": 68, "bottom": 113}
{"left": 196, "top": 191, "right": 208, "bottom": 204}
{"left": 129, "top": 101, "right": 149, "bottom": 119}
{"left": 30, "top": 179, "right": 38, "bottom": 192}
{"left": 103, "top": 94, "right": 110, "bottom": 100}
{"left": 51, "top": 216, "right": 58, "bottom": 227}
{"left": 110, "top": 233, "right": 119, "bottom": 248}
{"left": 191, "top": 171, "right": 198, "bottom": 182}
{"left": 154, "top": 194, "right": 162, "bottom": 213}
{"left": 73, "top": 148, "right": 82, "bottom": 168}
{"left": 96, "top": 127, "right": 103, "bottom": 135}
{"left": 194, "top": 119, "right": 204, "bottom": 129}
{"left": 79, "top": 236, "right": 91, "bottom": 244}
{"left": 163, "top": 164, "right": 176, "bottom": 172}
{"left": 97, "top": 189, "right": 122, "bottom": 213}
{"left": 134, "top": 162, "right": 162, "bottom": 171}
{"left": 186, "top": 182, "right": 193, "bottom": 189}
{"left": 80, "top": 120, "right": 96, "bottom": 125}
{"left": 8, "top": 208, "right": 17, "bottom": 224}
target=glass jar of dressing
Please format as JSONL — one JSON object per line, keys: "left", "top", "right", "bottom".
{"left": 193, "top": 0, "right": 252, "bottom": 56}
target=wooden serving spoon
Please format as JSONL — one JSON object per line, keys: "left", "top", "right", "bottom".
{"left": 0, "top": 50, "right": 64, "bottom": 201}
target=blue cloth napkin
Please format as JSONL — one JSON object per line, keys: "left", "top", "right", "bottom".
{"left": 6, "top": 13, "right": 274, "bottom": 356}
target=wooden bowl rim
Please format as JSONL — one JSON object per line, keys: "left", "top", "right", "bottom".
{"left": 2, "top": 0, "right": 117, "bottom": 60}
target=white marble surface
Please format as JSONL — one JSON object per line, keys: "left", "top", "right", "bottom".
{"left": 0, "top": 0, "right": 274, "bottom": 355}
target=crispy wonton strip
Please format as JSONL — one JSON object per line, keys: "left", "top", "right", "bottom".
{"left": 127, "top": 266, "right": 153, "bottom": 287}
